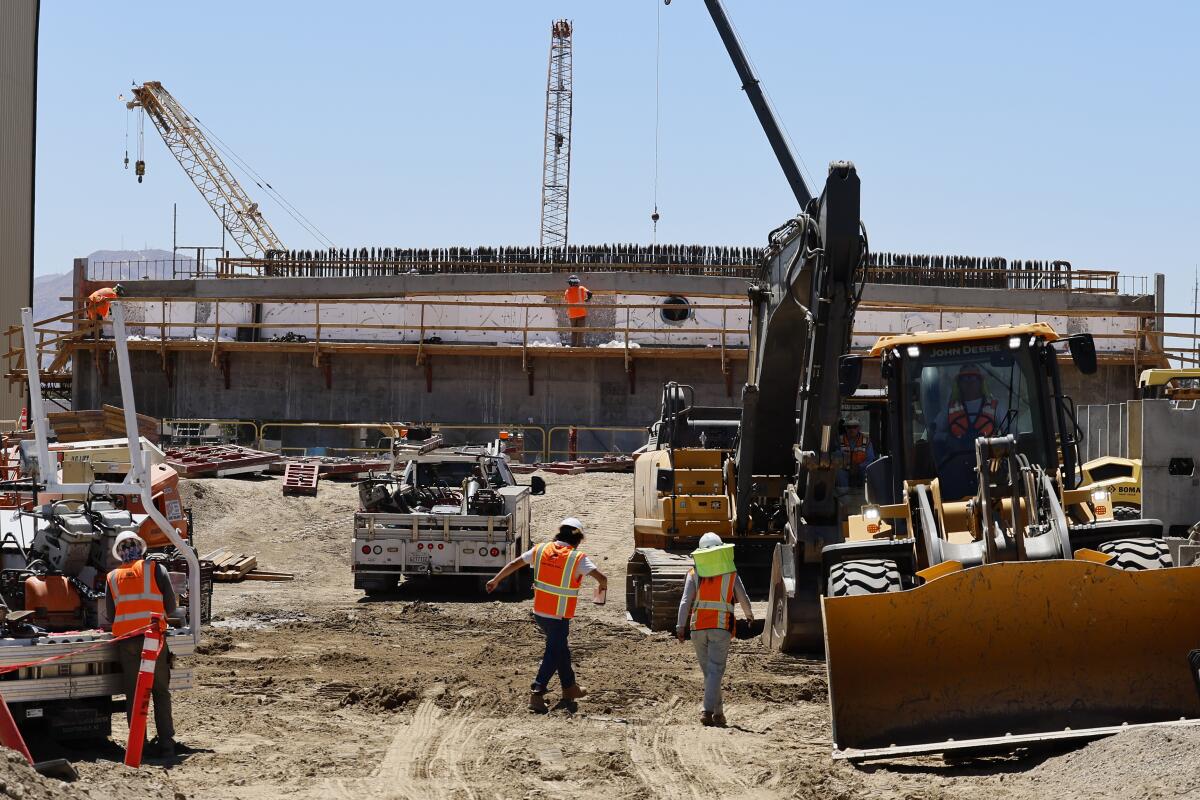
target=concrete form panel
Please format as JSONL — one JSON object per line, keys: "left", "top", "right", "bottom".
{"left": 0, "top": 0, "right": 38, "bottom": 422}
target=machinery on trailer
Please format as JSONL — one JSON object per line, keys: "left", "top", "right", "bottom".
{"left": 0, "top": 307, "right": 201, "bottom": 741}
{"left": 352, "top": 433, "right": 544, "bottom": 595}
{"left": 820, "top": 324, "right": 1200, "bottom": 758}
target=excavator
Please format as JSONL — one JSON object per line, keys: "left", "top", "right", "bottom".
{"left": 627, "top": 0, "right": 871, "bottom": 632}
{"left": 631, "top": 0, "right": 1200, "bottom": 759}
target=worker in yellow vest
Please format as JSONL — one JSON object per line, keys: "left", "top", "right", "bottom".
{"left": 677, "top": 532, "right": 754, "bottom": 727}
{"left": 106, "top": 531, "right": 179, "bottom": 757}
{"left": 563, "top": 275, "right": 592, "bottom": 346}
{"left": 486, "top": 517, "right": 608, "bottom": 713}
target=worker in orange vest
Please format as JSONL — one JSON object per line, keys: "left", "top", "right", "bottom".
{"left": 86, "top": 283, "right": 126, "bottom": 322}
{"left": 106, "top": 531, "right": 179, "bottom": 758}
{"left": 486, "top": 517, "right": 608, "bottom": 713}
{"left": 677, "top": 532, "right": 754, "bottom": 727}
{"left": 563, "top": 275, "right": 592, "bottom": 346}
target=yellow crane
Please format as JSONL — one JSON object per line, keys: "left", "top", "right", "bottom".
{"left": 125, "top": 81, "right": 285, "bottom": 259}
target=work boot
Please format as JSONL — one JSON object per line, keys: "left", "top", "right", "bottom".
{"left": 561, "top": 685, "right": 588, "bottom": 701}
{"left": 700, "top": 711, "right": 714, "bottom": 727}
{"left": 529, "top": 692, "right": 548, "bottom": 714}
{"left": 158, "top": 737, "right": 177, "bottom": 758}
{"left": 712, "top": 713, "right": 727, "bottom": 728}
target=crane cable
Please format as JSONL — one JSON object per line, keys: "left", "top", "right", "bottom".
{"left": 650, "top": 0, "right": 662, "bottom": 245}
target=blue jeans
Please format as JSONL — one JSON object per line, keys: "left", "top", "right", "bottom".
{"left": 532, "top": 616, "right": 576, "bottom": 693}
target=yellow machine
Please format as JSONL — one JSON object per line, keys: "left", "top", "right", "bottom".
{"left": 822, "top": 323, "right": 1200, "bottom": 759}
{"left": 1080, "top": 455, "right": 1141, "bottom": 516}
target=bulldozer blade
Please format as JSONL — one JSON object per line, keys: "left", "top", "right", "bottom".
{"left": 823, "top": 559, "right": 1200, "bottom": 760}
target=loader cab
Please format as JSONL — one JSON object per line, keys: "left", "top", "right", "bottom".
{"left": 861, "top": 324, "right": 1087, "bottom": 503}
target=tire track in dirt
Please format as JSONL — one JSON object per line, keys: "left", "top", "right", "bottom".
{"left": 324, "top": 700, "right": 490, "bottom": 800}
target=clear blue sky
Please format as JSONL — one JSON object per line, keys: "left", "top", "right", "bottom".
{"left": 34, "top": 1, "right": 1199, "bottom": 310}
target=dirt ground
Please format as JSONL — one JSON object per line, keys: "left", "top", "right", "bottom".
{"left": 35, "top": 471, "right": 1200, "bottom": 799}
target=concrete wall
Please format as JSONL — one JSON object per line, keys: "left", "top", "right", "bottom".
{"left": 0, "top": 1, "right": 38, "bottom": 422}
{"left": 73, "top": 350, "right": 747, "bottom": 452}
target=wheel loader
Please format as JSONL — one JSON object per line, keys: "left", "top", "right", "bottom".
{"left": 818, "top": 324, "right": 1200, "bottom": 758}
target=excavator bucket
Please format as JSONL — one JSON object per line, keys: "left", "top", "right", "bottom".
{"left": 823, "top": 559, "right": 1200, "bottom": 759}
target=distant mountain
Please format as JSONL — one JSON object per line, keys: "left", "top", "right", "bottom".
{"left": 33, "top": 248, "right": 198, "bottom": 326}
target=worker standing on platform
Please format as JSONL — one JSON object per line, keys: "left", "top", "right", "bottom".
{"left": 677, "top": 532, "right": 754, "bottom": 727}
{"left": 486, "top": 517, "right": 608, "bottom": 713}
{"left": 106, "top": 531, "right": 179, "bottom": 758}
{"left": 86, "top": 283, "right": 126, "bottom": 322}
{"left": 563, "top": 275, "right": 592, "bottom": 346}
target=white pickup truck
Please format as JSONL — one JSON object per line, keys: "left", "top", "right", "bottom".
{"left": 352, "top": 439, "right": 544, "bottom": 594}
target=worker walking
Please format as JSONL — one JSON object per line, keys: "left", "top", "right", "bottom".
{"left": 486, "top": 517, "right": 608, "bottom": 713}
{"left": 563, "top": 275, "right": 592, "bottom": 347}
{"left": 677, "top": 532, "right": 754, "bottom": 727}
{"left": 86, "top": 283, "right": 126, "bottom": 322}
{"left": 106, "top": 531, "right": 179, "bottom": 758}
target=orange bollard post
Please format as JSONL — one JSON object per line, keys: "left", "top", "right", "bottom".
{"left": 568, "top": 426, "right": 578, "bottom": 461}
{"left": 0, "top": 690, "right": 35, "bottom": 765}
{"left": 124, "top": 617, "right": 165, "bottom": 768}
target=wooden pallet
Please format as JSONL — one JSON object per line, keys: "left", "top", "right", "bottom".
{"left": 165, "top": 445, "right": 281, "bottom": 478}
{"left": 282, "top": 462, "right": 320, "bottom": 496}
{"left": 203, "top": 548, "right": 294, "bottom": 583}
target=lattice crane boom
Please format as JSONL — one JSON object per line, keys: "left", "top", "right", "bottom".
{"left": 539, "top": 20, "right": 573, "bottom": 248}
{"left": 127, "top": 81, "right": 285, "bottom": 259}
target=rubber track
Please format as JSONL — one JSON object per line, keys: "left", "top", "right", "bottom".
{"left": 626, "top": 548, "right": 694, "bottom": 631}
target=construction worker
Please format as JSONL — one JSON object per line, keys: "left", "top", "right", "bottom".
{"left": 676, "top": 532, "right": 754, "bottom": 727}
{"left": 86, "top": 283, "right": 126, "bottom": 322}
{"left": 836, "top": 418, "right": 875, "bottom": 488}
{"left": 106, "top": 531, "right": 178, "bottom": 758}
{"left": 486, "top": 517, "right": 608, "bottom": 713}
{"left": 934, "top": 363, "right": 1006, "bottom": 498}
{"left": 563, "top": 275, "right": 592, "bottom": 347}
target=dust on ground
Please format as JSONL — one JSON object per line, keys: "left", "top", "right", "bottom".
{"left": 32, "top": 471, "right": 1200, "bottom": 799}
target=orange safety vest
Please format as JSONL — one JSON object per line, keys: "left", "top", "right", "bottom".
{"left": 87, "top": 287, "right": 119, "bottom": 321}
{"left": 107, "top": 559, "right": 165, "bottom": 636}
{"left": 564, "top": 285, "right": 589, "bottom": 319}
{"left": 948, "top": 398, "right": 998, "bottom": 439}
{"left": 840, "top": 432, "right": 869, "bottom": 466}
{"left": 689, "top": 569, "right": 736, "bottom": 632}
{"left": 531, "top": 541, "right": 586, "bottom": 619}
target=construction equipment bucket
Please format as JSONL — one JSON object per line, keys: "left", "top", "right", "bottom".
{"left": 823, "top": 559, "right": 1200, "bottom": 759}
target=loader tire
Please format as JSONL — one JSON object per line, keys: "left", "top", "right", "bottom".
{"left": 1097, "top": 537, "right": 1171, "bottom": 570}
{"left": 827, "top": 559, "right": 903, "bottom": 597}
{"left": 1113, "top": 504, "right": 1141, "bottom": 521}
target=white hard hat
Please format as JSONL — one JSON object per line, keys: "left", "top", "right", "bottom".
{"left": 698, "top": 532, "right": 723, "bottom": 550}
{"left": 560, "top": 517, "right": 585, "bottom": 535}
{"left": 112, "top": 531, "right": 147, "bottom": 562}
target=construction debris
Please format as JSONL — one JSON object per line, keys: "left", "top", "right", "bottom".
{"left": 165, "top": 444, "right": 282, "bottom": 478}
{"left": 46, "top": 404, "right": 160, "bottom": 444}
{"left": 511, "top": 455, "right": 635, "bottom": 475}
{"left": 282, "top": 461, "right": 319, "bottom": 496}
{"left": 203, "top": 548, "right": 294, "bottom": 583}
{"left": 269, "top": 455, "right": 391, "bottom": 478}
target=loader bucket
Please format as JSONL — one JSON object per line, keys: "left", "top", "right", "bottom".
{"left": 823, "top": 559, "right": 1200, "bottom": 759}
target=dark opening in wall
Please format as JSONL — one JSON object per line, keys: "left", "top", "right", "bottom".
{"left": 660, "top": 296, "right": 690, "bottom": 324}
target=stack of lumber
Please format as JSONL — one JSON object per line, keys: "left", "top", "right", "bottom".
{"left": 47, "top": 404, "right": 160, "bottom": 444}
{"left": 203, "top": 548, "right": 294, "bottom": 583}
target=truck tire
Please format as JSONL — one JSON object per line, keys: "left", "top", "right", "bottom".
{"left": 827, "top": 559, "right": 902, "bottom": 597}
{"left": 1112, "top": 504, "right": 1140, "bottom": 521}
{"left": 1097, "top": 537, "right": 1171, "bottom": 570}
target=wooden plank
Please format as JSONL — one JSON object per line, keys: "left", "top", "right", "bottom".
{"left": 243, "top": 573, "right": 294, "bottom": 582}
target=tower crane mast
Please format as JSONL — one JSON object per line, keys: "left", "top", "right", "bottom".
{"left": 539, "top": 20, "right": 573, "bottom": 248}
{"left": 127, "top": 81, "right": 285, "bottom": 259}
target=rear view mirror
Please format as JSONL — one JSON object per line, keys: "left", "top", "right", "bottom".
{"left": 1067, "top": 334, "right": 1097, "bottom": 375}
{"left": 839, "top": 355, "right": 864, "bottom": 397}
{"left": 530, "top": 476, "right": 546, "bottom": 496}
{"left": 656, "top": 468, "right": 675, "bottom": 493}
